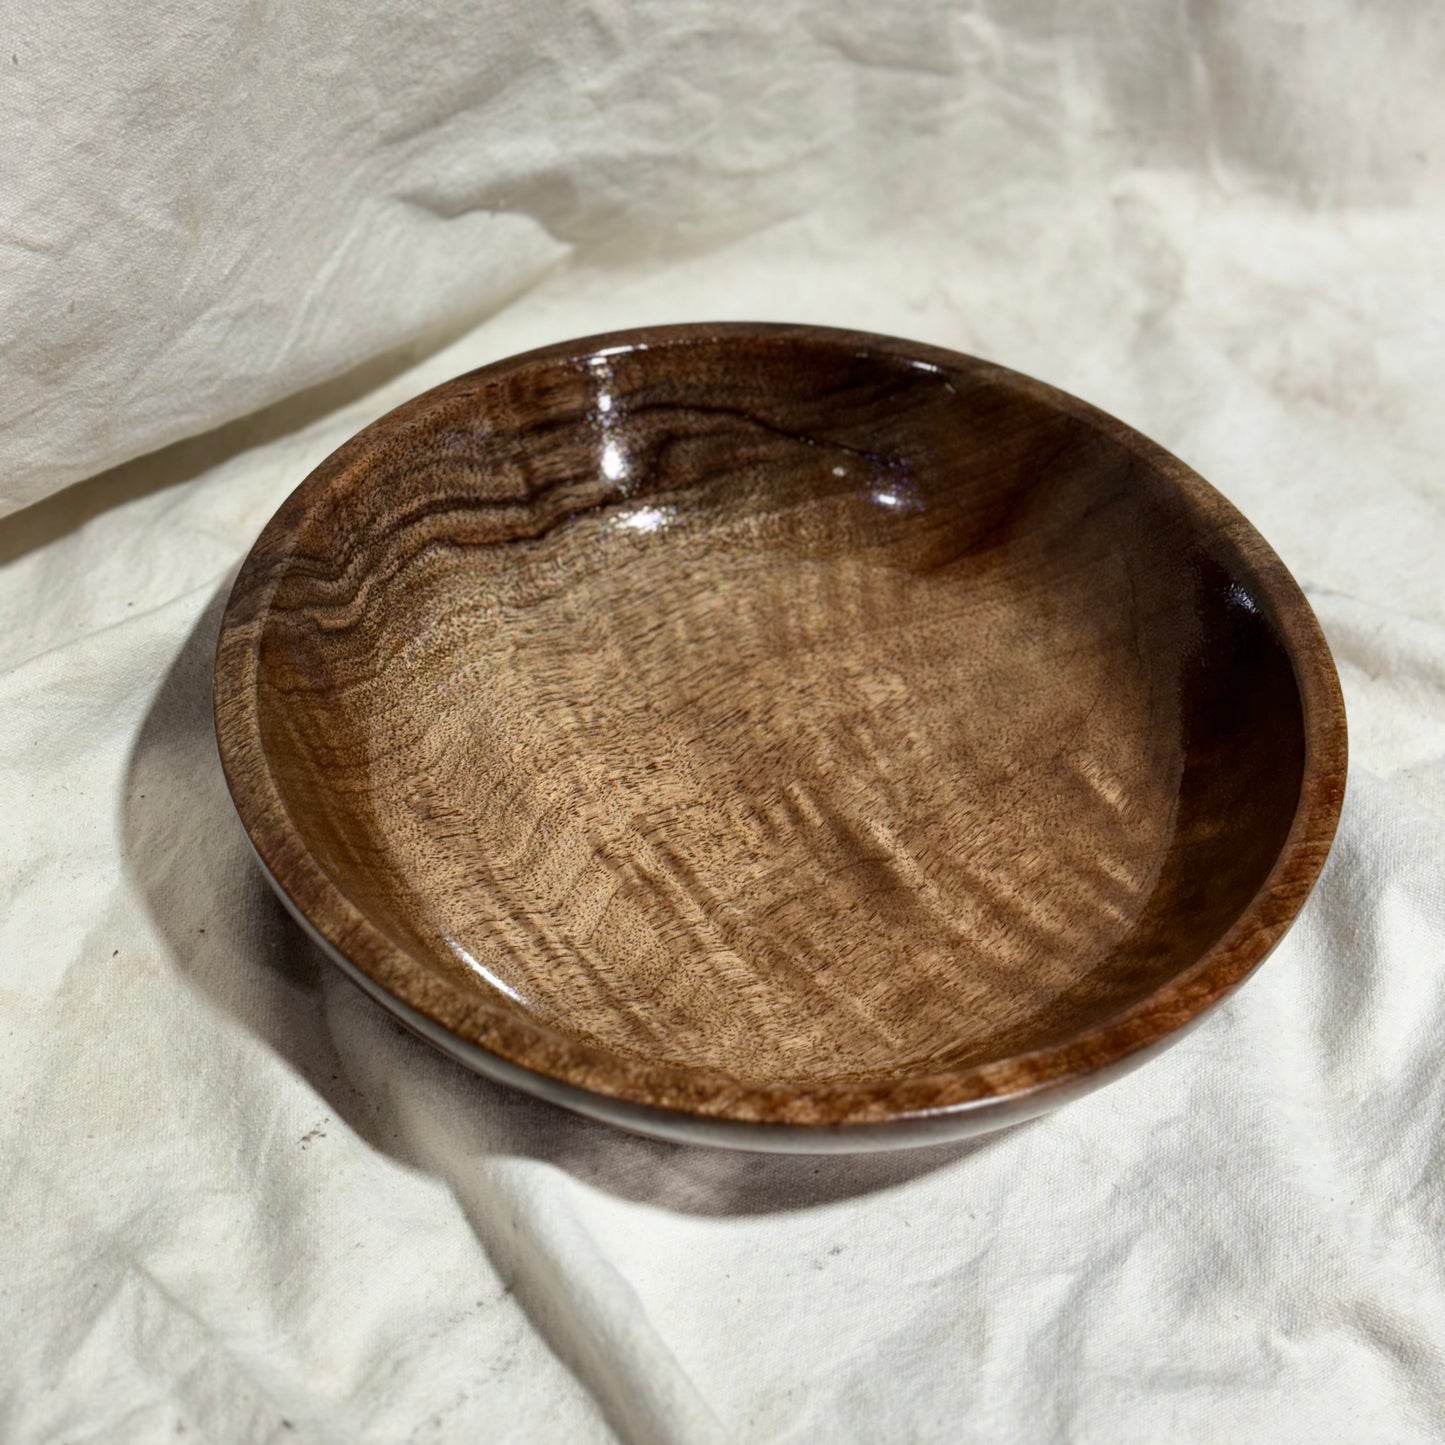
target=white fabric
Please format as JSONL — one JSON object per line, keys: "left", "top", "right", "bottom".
{"left": 3, "top": 3, "right": 1445, "bottom": 1441}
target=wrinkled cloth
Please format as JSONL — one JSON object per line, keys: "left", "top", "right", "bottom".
{"left": 3, "top": 3, "right": 1445, "bottom": 1441}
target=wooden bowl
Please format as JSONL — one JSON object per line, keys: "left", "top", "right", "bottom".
{"left": 215, "top": 323, "right": 1346, "bottom": 1152}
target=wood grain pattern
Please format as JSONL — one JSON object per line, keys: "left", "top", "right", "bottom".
{"left": 214, "top": 323, "right": 1347, "bottom": 1146}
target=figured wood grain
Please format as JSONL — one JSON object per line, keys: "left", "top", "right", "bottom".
{"left": 214, "top": 323, "right": 1346, "bottom": 1139}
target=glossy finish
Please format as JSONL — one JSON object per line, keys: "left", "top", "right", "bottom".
{"left": 214, "top": 324, "right": 1346, "bottom": 1151}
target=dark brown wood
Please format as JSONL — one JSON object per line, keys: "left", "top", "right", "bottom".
{"left": 214, "top": 323, "right": 1347, "bottom": 1148}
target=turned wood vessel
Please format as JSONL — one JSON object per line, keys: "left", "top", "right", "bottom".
{"left": 214, "top": 323, "right": 1346, "bottom": 1151}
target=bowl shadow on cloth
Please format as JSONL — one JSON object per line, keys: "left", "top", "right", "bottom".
{"left": 122, "top": 590, "right": 1017, "bottom": 1223}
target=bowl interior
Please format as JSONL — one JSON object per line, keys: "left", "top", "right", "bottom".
{"left": 250, "top": 334, "right": 1306, "bottom": 1089}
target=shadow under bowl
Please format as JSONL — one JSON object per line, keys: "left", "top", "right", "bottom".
{"left": 214, "top": 323, "right": 1346, "bottom": 1152}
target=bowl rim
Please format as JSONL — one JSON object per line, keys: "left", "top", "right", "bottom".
{"left": 213, "top": 321, "right": 1348, "bottom": 1133}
